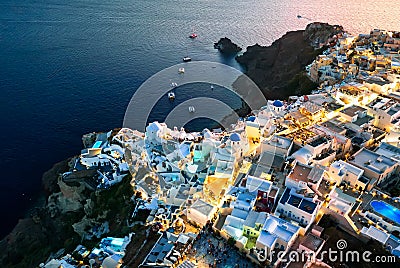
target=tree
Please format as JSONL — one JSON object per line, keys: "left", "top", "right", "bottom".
{"left": 227, "top": 237, "right": 236, "bottom": 246}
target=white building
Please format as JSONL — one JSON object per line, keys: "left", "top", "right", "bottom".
{"left": 255, "top": 215, "right": 300, "bottom": 264}
{"left": 261, "top": 135, "right": 293, "bottom": 157}
{"left": 328, "top": 160, "right": 369, "bottom": 190}
{"left": 276, "top": 187, "right": 320, "bottom": 229}
{"left": 367, "top": 97, "right": 400, "bottom": 131}
{"left": 328, "top": 188, "right": 357, "bottom": 216}
{"left": 348, "top": 148, "right": 398, "bottom": 186}
{"left": 186, "top": 199, "right": 216, "bottom": 227}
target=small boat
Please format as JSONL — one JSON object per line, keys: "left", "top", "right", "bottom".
{"left": 171, "top": 82, "right": 178, "bottom": 87}
{"left": 183, "top": 56, "right": 192, "bottom": 62}
{"left": 210, "top": 85, "right": 214, "bottom": 90}
{"left": 189, "top": 33, "right": 198, "bottom": 39}
{"left": 168, "top": 92, "right": 175, "bottom": 100}
{"left": 178, "top": 67, "right": 185, "bottom": 74}
{"left": 188, "top": 106, "right": 195, "bottom": 113}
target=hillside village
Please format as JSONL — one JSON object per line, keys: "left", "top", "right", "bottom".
{"left": 41, "top": 28, "right": 400, "bottom": 268}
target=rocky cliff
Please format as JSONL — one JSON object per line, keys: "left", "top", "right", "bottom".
{"left": 236, "top": 22, "right": 344, "bottom": 99}
{"left": 214, "top": 37, "right": 242, "bottom": 54}
{"left": 0, "top": 159, "right": 85, "bottom": 267}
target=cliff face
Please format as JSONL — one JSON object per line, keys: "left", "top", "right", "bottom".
{"left": 0, "top": 155, "right": 135, "bottom": 267}
{"left": 236, "top": 22, "right": 343, "bottom": 99}
{"left": 214, "top": 37, "right": 242, "bottom": 54}
{"left": 0, "top": 159, "right": 84, "bottom": 268}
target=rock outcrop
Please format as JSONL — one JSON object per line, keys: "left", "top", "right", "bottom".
{"left": 42, "top": 158, "right": 71, "bottom": 195}
{"left": 0, "top": 152, "right": 135, "bottom": 268}
{"left": 0, "top": 159, "right": 85, "bottom": 267}
{"left": 214, "top": 37, "right": 242, "bottom": 54}
{"left": 304, "top": 22, "right": 344, "bottom": 48}
{"left": 236, "top": 22, "right": 344, "bottom": 99}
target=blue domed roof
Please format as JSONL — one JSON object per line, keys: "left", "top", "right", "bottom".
{"left": 247, "top": 116, "right": 256, "bottom": 122}
{"left": 273, "top": 100, "right": 283, "bottom": 107}
{"left": 147, "top": 122, "right": 162, "bottom": 132}
{"left": 229, "top": 133, "right": 241, "bottom": 142}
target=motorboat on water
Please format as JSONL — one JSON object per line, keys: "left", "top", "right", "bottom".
{"left": 168, "top": 92, "right": 175, "bottom": 100}
{"left": 178, "top": 67, "right": 185, "bottom": 74}
{"left": 188, "top": 106, "right": 195, "bottom": 113}
{"left": 189, "top": 33, "right": 198, "bottom": 39}
{"left": 183, "top": 56, "right": 192, "bottom": 62}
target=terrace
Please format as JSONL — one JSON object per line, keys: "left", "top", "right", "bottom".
{"left": 288, "top": 163, "right": 312, "bottom": 183}
{"left": 353, "top": 114, "right": 373, "bottom": 126}
{"left": 279, "top": 188, "right": 318, "bottom": 214}
{"left": 283, "top": 128, "right": 319, "bottom": 146}
{"left": 319, "top": 120, "right": 347, "bottom": 135}
{"left": 309, "top": 136, "right": 329, "bottom": 148}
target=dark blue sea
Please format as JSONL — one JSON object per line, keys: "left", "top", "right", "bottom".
{"left": 1, "top": 0, "right": 399, "bottom": 238}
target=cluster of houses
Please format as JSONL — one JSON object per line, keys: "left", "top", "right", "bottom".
{"left": 129, "top": 28, "right": 400, "bottom": 267}
{"left": 41, "top": 235, "right": 132, "bottom": 268}
{"left": 41, "top": 28, "right": 400, "bottom": 267}
{"left": 61, "top": 131, "right": 134, "bottom": 191}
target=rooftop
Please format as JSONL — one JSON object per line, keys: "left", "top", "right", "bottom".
{"left": 300, "top": 233, "right": 325, "bottom": 252}
{"left": 279, "top": 187, "right": 318, "bottom": 214}
{"left": 258, "top": 152, "right": 285, "bottom": 170}
{"left": 246, "top": 175, "right": 272, "bottom": 194}
{"left": 308, "top": 136, "right": 329, "bottom": 148}
{"left": 257, "top": 215, "right": 300, "bottom": 248}
{"left": 319, "top": 120, "right": 346, "bottom": 135}
{"left": 302, "top": 102, "right": 324, "bottom": 114}
{"left": 349, "top": 148, "right": 397, "bottom": 174}
{"left": 375, "top": 142, "right": 400, "bottom": 161}
{"left": 353, "top": 114, "right": 373, "bottom": 126}
{"left": 340, "top": 105, "right": 367, "bottom": 117}
{"left": 244, "top": 211, "right": 267, "bottom": 228}
{"left": 264, "top": 135, "right": 293, "bottom": 150}
{"left": 288, "top": 162, "right": 312, "bottom": 183}
{"left": 190, "top": 199, "right": 214, "bottom": 217}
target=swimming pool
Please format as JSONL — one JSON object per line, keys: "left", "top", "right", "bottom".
{"left": 370, "top": 200, "right": 400, "bottom": 225}
{"left": 92, "top": 141, "right": 102, "bottom": 148}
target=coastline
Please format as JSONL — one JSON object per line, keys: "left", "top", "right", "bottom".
{"left": 236, "top": 22, "right": 344, "bottom": 100}
{"left": 0, "top": 22, "right": 342, "bottom": 267}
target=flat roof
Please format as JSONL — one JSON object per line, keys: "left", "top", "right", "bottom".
{"left": 258, "top": 152, "right": 285, "bottom": 170}
{"left": 190, "top": 199, "right": 214, "bottom": 216}
{"left": 337, "top": 160, "right": 364, "bottom": 176}
{"left": 341, "top": 105, "right": 366, "bottom": 117}
{"left": 264, "top": 135, "right": 293, "bottom": 150}
{"left": 302, "top": 102, "right": 323, "bottom": 114}
{"left": 279, "top": 187, "right": 318, "bottom": 214}
{"left": 244, "top": 211, "right": 267, "bottom": 228}
{"left": 349, "top": 148, "right": 397, "bottom": 174}
{"left": 246, "top": 175, "right": 272, "bottom": 193}
{"left": 309, "top": 136, "right": 329, "bottom": 148}
{"left": 300, "top": 233, "right": 324, "bottom": 251}
{"left": 353, "top": 115, "right": 373, "bottom": 126}
{"left": 308, "top": 165, "right": 326, "bottom": 183}
{"left": 375, "top": 142, "right": 400, "bottom": 161}
{"left": 319, "top": 120, "right": 346, "bottom": 134}
{"left": 288, "top": 162, "right": 312, "bottom": 183}
{"left": 259, "top": 215, "right": 300, "bottom": 247}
